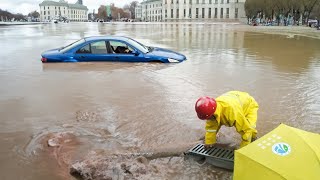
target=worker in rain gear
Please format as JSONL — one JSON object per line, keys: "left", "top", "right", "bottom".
{"left": 195, "top": 91, "right": 259, "bottom": 149}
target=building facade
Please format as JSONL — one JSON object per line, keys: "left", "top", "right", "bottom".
{"left": 135, "top": 4, "right": 142, "bottom": 20}
{"left": 136, "top": 0, "right": 246, "bottom": 22}
{"left": 140, "top": 0, "right": 163, "bottom": 22}
{"left": 39, "top": 0, "right": 88, "bottom": 22}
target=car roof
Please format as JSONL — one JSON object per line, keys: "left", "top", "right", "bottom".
{"left": 84, "top": 36, "right": 132, "bottom": 42}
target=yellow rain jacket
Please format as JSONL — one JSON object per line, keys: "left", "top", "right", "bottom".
{"left": 205, "top": 91, "right": 259, "bottom": 148}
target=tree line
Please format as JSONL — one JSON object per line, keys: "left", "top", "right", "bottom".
{"left": 0, "top": 9, "right": 40, "bottom": 21}
{"left": 245, "top": 0, "right": 320, "bottom": 25}
{"left": 97, "top": 1, "right": 138, "bottom": 21}
{"left": 0, "top": 9, "right": 25, "bottom": 21}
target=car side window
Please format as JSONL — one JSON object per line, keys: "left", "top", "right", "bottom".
{"left": 90, "top": 41, "right": 108, "bottom": 54}
{"left": 76, "top": 44, "right": 91, "bottom": 54}
{"left": 109, "top": 41, "right": 134, "bottom": 54}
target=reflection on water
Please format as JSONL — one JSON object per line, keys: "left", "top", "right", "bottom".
{"left": 0, "top": 23, "right": 319, "bottom": 179}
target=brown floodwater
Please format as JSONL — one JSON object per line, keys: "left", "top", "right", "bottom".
{"left": 0, "top": 22, "right": 319, "bottom": 180}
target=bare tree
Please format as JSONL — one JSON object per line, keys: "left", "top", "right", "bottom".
{"left": 0, "top": 9, "right": 14, "bottom": 21}
{"left": 126, "top": 1, "right": 138, "bottom": 19}
{"left": 244, "top": 0, "right": 257, "bottom": 22}
{"left": 28, "top": 11, "right": 40, "bottom": 18}
{"left": 98, "top": 5, "right": 107, "bottom": 21}
{"left": 301, "top": 0, "right": 320, "bottom": 24}
{"left": 111, "top": 4, "right": 130, "bottom": 20}
{"left": 310, "top": 2, "right": 320, "bottom": 19}
{"left": 0, "top": 9, "right": 27, "bottom": 21}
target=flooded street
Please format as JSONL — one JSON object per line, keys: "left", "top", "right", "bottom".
{"left": 0, "top": 22, "right": 320, "bottom": 179}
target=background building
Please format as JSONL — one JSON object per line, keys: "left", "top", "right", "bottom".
{"left": 136, "top": 0, "right": 246, "bottom": 22}
{"left": 39, "top": 0, "right": 88, "bottom": 22}
{"left": 140, "top": 0, "right": 163, "bottom": 22}
{"left": 135, "top": 4, "right": 142, "bottom": 21}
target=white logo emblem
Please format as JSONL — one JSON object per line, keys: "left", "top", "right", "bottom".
{"left": 272, "top": 143, "right": 291, "bottom": 156}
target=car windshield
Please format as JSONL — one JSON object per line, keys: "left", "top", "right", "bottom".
{"left": 126, "top": 38, "right": 149, "bottom": 54}
{"left": 60, "top": 39, "right": 86, "bottom": 53}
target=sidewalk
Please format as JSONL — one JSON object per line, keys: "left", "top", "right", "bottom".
{"left": 238, "top": 25, "right": 320, "bottom": 39}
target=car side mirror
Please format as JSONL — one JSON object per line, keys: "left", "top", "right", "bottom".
{"left": 132, "top": 50, "right": 140, "bottom": 56}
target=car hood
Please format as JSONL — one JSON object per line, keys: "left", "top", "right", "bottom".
{"left": 147, "top": 47, "right": 186, "bottom": 61}
{"left": 41, "top": 48, "right": 61, "bottom": 56}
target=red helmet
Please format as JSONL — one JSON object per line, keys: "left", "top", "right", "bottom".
{"left": 195, "top": 96, "right": 217, "bottom": 120}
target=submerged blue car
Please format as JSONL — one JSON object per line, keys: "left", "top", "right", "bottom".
{"left": 41, "top": 36, "right": 187, "bottom": 63}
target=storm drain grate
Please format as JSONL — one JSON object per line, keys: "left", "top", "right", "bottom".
{"left": 186, "top": 144, "right": 234, "bottom": 170}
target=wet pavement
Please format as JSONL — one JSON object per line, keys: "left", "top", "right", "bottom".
{"left": 0, "top": 22, "right": 320, "bottom": 180}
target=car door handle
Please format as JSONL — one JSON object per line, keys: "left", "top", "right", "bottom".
{"left": 80, "top": 56, "right": 85, "bottom": 58}
{"left": 114, "top": 57, "right": 119, "bottom": 59}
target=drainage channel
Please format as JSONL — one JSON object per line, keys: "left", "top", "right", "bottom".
{"left": 186, "top": 143, "right": 234, "bottom": 170}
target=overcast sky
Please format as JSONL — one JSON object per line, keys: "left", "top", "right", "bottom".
{"left": 0, "top": 0, "right": 142, "bottom": 15}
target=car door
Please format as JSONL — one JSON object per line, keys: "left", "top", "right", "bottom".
{"left": 74, "top": 41, "right": 113, "bottom": 62}
{"left": 108, "top": 40, "right": 144, "bottom": 62}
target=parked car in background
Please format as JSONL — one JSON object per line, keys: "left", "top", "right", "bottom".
{"left": 41, "top": 36, "right": 187, "bottom": 63}
{"left": 307, "top": 19, "right": 318, "bottom": 28}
